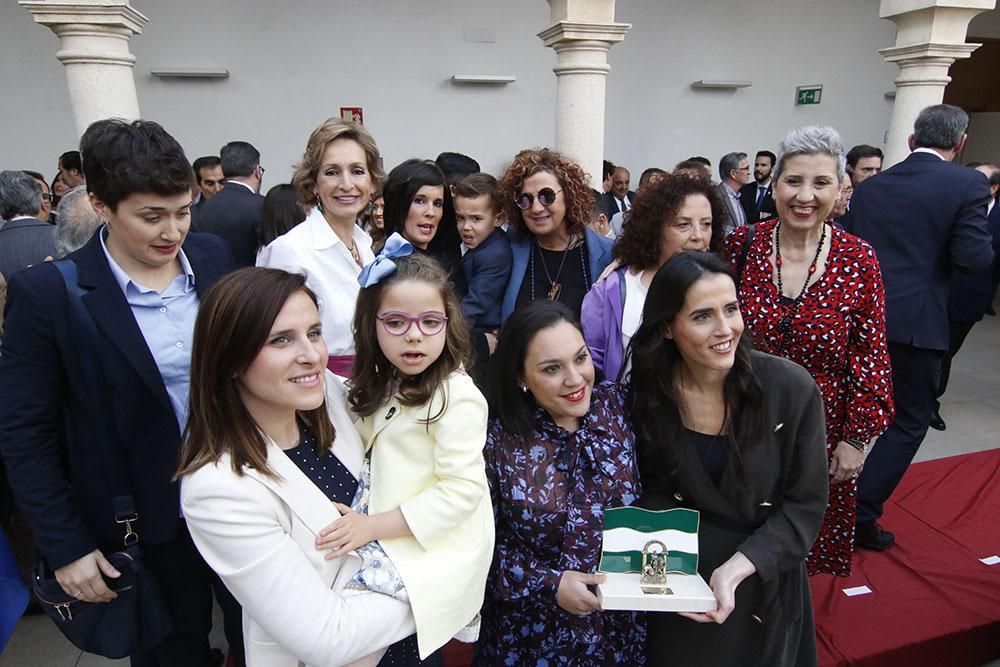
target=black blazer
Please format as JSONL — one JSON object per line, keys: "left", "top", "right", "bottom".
{"left": 640, "top": 352, "right": 828, "bottom": 667}
{"left": 601, "top": 191, "right": 635, "bottom": 219}
{"left": 949, "top": 202, "right": 1000, "bottom": 323}
{"left": 847, "top": 152, "right": 994, "bottom": 351}
{"left": 193, "top": 181, "right": 264, "bottom": 268}
{"left": 0, "top": 231, "right": 232, "bottom": 569}
{"left": 739, "top": 181, "right": 777, "bottom": 222}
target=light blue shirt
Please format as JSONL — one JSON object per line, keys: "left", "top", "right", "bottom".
{"left": 99, "top": 228, "right": 199, "bottom": 434}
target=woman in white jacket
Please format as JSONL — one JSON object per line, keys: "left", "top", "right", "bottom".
{"left": 177, "top": 267, "right": 416, "bottom": 666}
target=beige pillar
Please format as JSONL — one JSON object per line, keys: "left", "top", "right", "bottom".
{"left": 879, "top": 0, "right": 995, "bottom": 167}
{"left": 538, "top": 0, "right": 630, "bottom": 183}
{"left": 20, "top": 0, "right": 148, "bottom": 138}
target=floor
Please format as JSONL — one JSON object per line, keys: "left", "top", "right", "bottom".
{"left": 2, "top": 315, "right": 999, "bottom": 666}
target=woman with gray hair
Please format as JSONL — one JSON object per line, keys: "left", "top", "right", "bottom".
{"left": 724, "top": 126, "right": 895, "bottom": 577}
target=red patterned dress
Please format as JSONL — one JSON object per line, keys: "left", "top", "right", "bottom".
{"left": 725, "top": 219, "right": 894, "bottom": 576}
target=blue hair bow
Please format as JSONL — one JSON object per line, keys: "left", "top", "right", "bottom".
{"left": 357, "top": 233, "right": 414, "bottom": 288}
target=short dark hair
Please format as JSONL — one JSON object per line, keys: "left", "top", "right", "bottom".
{"left": 846, "top": 144, "right": 884, "bottom": 168}
{"left": 59, "top": 150, "right": 82, "bottom": 173}
{"left": 913, "top": 104, "right": 968, "bottom": 150}
{"left": 220, "top": 141, "right": 261, "bottom": 178}
{"left": 192, "top": 156, "right": 221, "bottom": 183}
{"left": 755, "top": 150, "right": 777, "bottom": 166}
{"left": 258, "top": 183, "right": 306, "bottom": 250}
{"left": 383, "top": 158, "right": 457, "bottom": 256}
{"left": 80, "top": 119, "right": 192, "bottom": 211}
{"left": 435, "top": 152, "right": 480, "bottom": 185}
{"left": 603, "top": 160, "right": 616, "bottom": 180}
{"left": 491, "top": 300, "right": 583, "bottom": 436}
{"left": 687, "top": 156, "right": 711, "bottom": 167}
{"left": 452, "top": 172, "right": 503, "bottom": 215}
{"left": 638, "top": 167, "right": 667, "bottom": 189}
{"left": 22, "top": 170, "right": 46, "bottom": 185}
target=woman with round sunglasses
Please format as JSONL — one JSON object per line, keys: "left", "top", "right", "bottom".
{"left": 724, "top": 126, "right": 894, "bottom": 573}
{"left": 498, "top": 148, "right": 613, "bottom": 322}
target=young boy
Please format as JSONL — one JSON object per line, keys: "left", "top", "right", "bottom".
{"left": 453, "top": 173, "right": 511, "bottom": 333}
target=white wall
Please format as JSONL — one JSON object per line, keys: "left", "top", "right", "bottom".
{"left": 0, "top": 0, "right": 917, "bottom": 187}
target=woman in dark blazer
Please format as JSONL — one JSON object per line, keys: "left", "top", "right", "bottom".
{"left": 623, "top": 251, "right": 828, "bottom": 667}
{"left": 0, "top": 119, "right": 241, "bottom": 665}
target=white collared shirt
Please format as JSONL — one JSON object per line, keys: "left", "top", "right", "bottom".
{"left": 257, "top": 207, "right": 374, "bottom": 356}
{"left": 911, "top": 147, "right": 947, "bottom": 160}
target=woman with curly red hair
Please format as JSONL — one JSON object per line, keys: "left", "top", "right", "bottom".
{"left": 498, "top": 148, "right": 614, "bottom": 321}
{"left": 581, "top": 173, "right": 727, "bottom": 380}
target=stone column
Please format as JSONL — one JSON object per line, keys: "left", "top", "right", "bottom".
{"left": 20, "top": 0, "right": 148, "bottom": 138}
{"left": 879, "top": 0, "right": 995, "bottom": 167}
{"left": 538, "top": 0, "right": 630, "bottom": 183}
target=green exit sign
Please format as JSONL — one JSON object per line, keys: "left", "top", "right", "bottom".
{"left": 796, "top": 86, "right": 823, "bottom": 105}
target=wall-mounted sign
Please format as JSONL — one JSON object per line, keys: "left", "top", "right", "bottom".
{"left": 796, "top": 86, "right": 823, "bottom": 106}
{"left": 340, "top": 107, "right": 364, "bottom": 124}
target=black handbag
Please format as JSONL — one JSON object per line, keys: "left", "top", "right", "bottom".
{"left": 30, "top": 260, "right": 174, "bottom": 658}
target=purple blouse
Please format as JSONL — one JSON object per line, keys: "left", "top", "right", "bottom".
{"left": 474, "top": 381, "right": 645, "bottom": 665}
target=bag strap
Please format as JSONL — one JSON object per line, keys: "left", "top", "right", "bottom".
{"left": 53, "top": 260, "right": 140, "bottom": 547}
{"left": 736, "top": 223, "right": 757, "bottom": 287}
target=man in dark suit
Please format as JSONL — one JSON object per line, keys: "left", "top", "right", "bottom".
{"left": 0, "top": 119, "right": 243, "bottom": 666}
{"left": 739, "top": 150, "right": 777, "bottom": 222}
{"left": 931, "top": 162, "right": 1000, "bottom": 430}
{"left": 190, "top": 155, "right": 224, "bottom": 213}
{"left": 194, "top": 141, "right": 264, "bottom": 267}
{"left": 601, "top": 165, "right": 636, "bottom": 219}
{"left": 848, "top": 104, "right": 994, "bottom": 550}
{"left": 0, "top": 170, "right": 57, "bottom": 280}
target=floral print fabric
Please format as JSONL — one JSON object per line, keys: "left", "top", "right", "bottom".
{"left": 474, "top": 381, "right": 646, "bottom": 665}
{"left": 726, "top": 220, "right": 895, "bottom": 576}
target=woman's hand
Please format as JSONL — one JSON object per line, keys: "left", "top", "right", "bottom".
{"left": 556, "top": 570, "right": 604, "bottom": 616}
{"left": 679, "top": 552, "right": 756, "bottom": 624}
{"left": 829, "top": 441, "right": 865, "bottom": 484}
{"left": 55, "top": 549, "right": 121, "bottom": 603}
{"left": 593, "top": 259, "right": 622, "bottom": 285}
{"left": 316, "top": 503, "right": 376, "bottom": 559}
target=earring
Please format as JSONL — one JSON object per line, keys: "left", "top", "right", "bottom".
{"left": 315, "top": 194, "right": 323, "bottom": 213}
{"left": 521, "top": 385, "right": 528, "bottom": 393}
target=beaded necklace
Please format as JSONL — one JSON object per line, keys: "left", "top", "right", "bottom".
{"left": 529, "top": 234, "right": 587, "bottom": 302}
{"left": 774, "top": 221, "right": 826, "bottom": 343}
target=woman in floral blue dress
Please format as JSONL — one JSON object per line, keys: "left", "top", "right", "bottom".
{"left": 474, "top": 300, "right": 645, "bottom": 666}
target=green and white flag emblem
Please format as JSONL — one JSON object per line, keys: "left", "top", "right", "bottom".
{"left": 598, "top": 507, "right": 700, "bottom": 575}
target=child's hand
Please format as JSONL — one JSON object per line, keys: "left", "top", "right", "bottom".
{"left": 316, "top": 503, "right": 376, "bottom": 559}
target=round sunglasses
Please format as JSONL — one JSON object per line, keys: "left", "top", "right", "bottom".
{"left": 515, "top": 187, "right": 562, "bottom": 210}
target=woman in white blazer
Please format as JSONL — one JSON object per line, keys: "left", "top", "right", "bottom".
{"left": 178, "top": 267, "right": 416, "bottom": 667}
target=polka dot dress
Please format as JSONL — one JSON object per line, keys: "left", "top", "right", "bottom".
{"left": 726, "top": 220, "right": 895, "bottom": 577}
{"left": 284, "top": 430, "right": 432, "bottom": 666}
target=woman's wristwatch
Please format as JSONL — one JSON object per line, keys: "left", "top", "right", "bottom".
{"left": 843, "top": 437, "right": 868, "bottom": 454}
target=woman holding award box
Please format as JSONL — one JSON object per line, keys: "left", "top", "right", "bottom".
{"left": 624, "top": 251, "right": 828, "bottom": 667}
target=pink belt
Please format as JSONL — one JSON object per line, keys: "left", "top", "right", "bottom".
{"left": 326, "top": 355, "right": 354, "bottom": 377}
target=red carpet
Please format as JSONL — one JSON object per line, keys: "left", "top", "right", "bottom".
{"left": 810, "top": 448, "right": 1000, "bottom": 667}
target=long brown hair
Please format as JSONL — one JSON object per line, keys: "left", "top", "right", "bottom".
{"left": 348, "top": 254, "right": 470, "bottom": 420}
{"left": 176, "top": 268, "right": 335, "bottom": 480}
